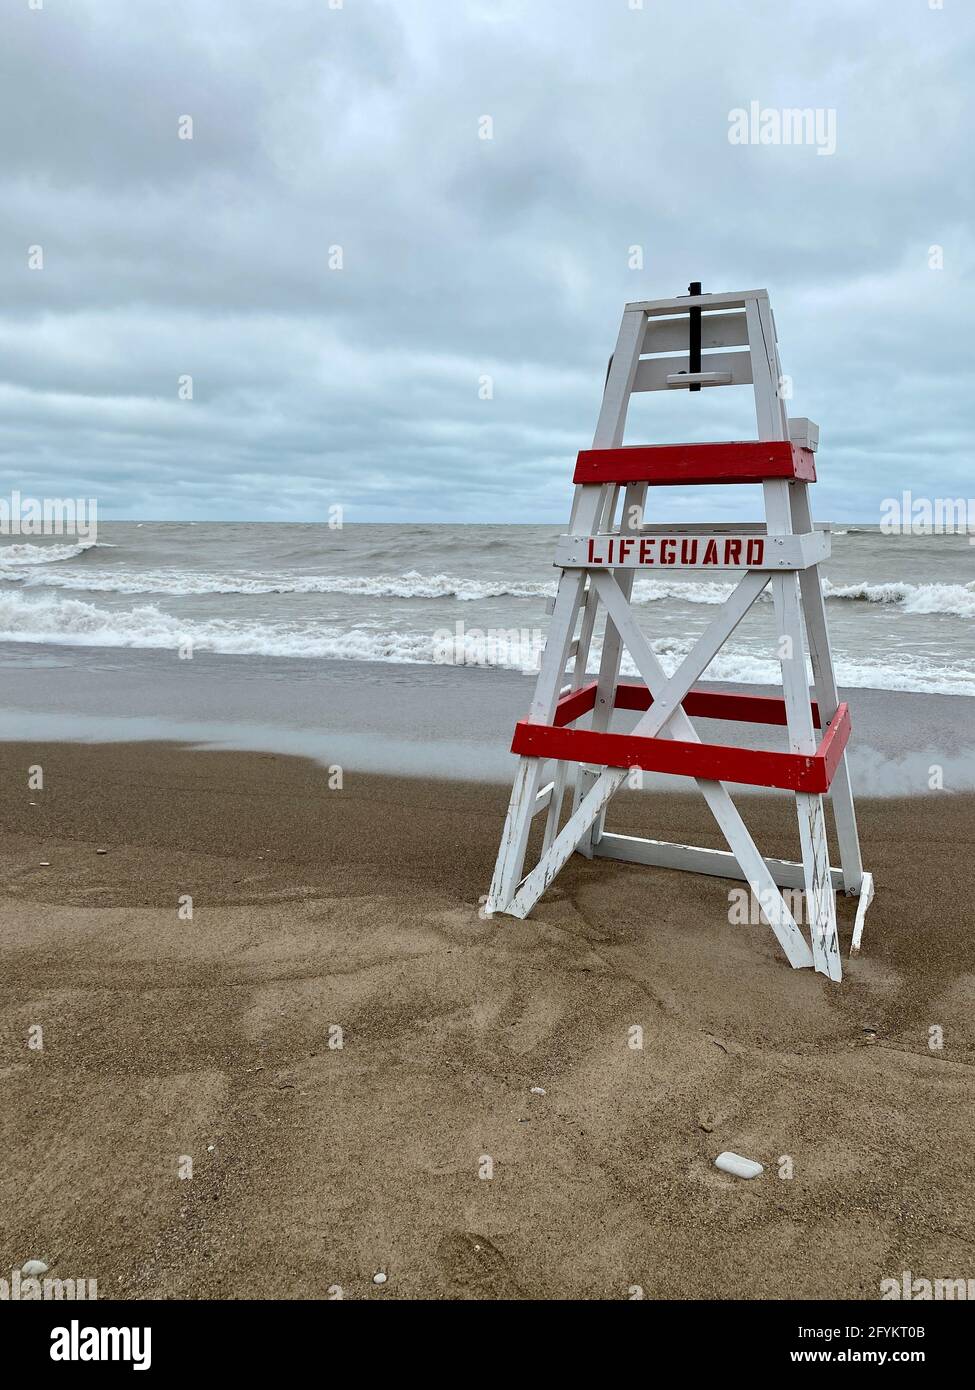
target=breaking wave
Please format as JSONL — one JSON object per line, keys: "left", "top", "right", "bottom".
{"left": 6, "top": 563, "right": 974, "bottom": 618}
{"left": 822, "top": 578, "right": 975, "bottom": 619}
{"left": 1, "top": 591, "right": 974, "bottom": 695}
{"left": 0, "top": 541, "right": 101, "bottom": 567}
{"left": 0, "top": 592, "right": 448, "bottom": 663}
{"left": 8, "top": 566, "right": 557, "bottom": 600}
{"left": 618, "top": 642, "right": 975, "bottom": 697}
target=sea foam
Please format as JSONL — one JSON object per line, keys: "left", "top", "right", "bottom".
{"left": 1, "top": 591, "right": 973, "bottom": 695}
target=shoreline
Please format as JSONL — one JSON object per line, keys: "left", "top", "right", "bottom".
{"left": 1, "top": 740, "right": 973, "bottom": 1299}
{"left": 2, "top": 646, "right": 975, "bottom": 792}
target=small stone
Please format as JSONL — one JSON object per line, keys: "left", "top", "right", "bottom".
{"left": 530, "top": 1086, "right": 546, "bottom": 1095}
{"left": 373, "top": 1271, "right": 387, "bottom": 1285}
{"left": 207, "top": 1145, "right": 215, "bottom": 1152}
{"left": 714, "top": 1151, "right": 764, "bottom": 1180}
{"left": 22, "top": 1259, "right": 48, "bottom": 1276}
{"left": 39, "top": 862, "right": 50, "bottom": 867}
{"left": 96, "top": 848, "right": 108, "bottom": 855}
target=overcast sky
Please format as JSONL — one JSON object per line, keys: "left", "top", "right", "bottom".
{"left": 1, "top": 0, "right": 971, "bottom": 524}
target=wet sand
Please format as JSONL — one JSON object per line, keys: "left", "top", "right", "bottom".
{"left": 0, "top": 740, "right": 973, "bottom": 1299}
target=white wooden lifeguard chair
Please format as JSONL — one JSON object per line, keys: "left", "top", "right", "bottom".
{"left": 486, "top": 284, "right": 873, "bottom": 980}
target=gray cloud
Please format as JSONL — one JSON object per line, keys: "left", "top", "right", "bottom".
{"left": 0, "top": 0, "right": 972, "bottom": 522}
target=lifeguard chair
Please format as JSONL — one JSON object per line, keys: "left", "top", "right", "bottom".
{"left": 485, "top": 284, "right": 873, "bottom": 980}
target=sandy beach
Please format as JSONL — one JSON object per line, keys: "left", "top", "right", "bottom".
{"left": 1, "top": 738, "right": 972, "bottom": 1300}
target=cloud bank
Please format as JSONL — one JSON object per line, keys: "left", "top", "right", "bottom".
{"left": 0, "top": 0, "right": 971, "bottom": 522}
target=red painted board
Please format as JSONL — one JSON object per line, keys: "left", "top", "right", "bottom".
{"left": 552, "top": 681, "right": 823, "bottom": 730}
{"left": 573, "top": 440, "right": 816, "bottom": 486}
{"left": 511, "top": 707, "right": 850, "bottom": 793}
{"left": 612, "top": 682, "right": 823, "bottom": 729}
{"left": 552, "top": 682, "right": 598, "bottom": 727}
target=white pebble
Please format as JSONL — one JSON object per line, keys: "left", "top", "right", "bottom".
{"left": 715, "top": 1151, "right": 763, "bottom": 1180}
{"left": 530, "top": 1086, "right": 546, "bottom": 1095}
{"left": 22, "top": 1259, "right": 48, "bottom": 1276}
{"left": 373, "top": 1271, "right": 387, "bottom": 1285}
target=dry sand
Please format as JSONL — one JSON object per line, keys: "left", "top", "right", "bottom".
{"left": 1, "top": 740, "right": 973, "bottom": 1300}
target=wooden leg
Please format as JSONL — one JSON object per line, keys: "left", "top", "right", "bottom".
{"left": 486, "top": 755, "right": 545, "bottom": 913}
{"left": 850, "top": 872, "right": 875, "bottom": 954}
{"left": 764, "top": 480, "right": 841, "bottom": 980}
{"left": 790, "top": 484, "right": 865, "bottom": 895}
{"left": 545, "top": 487, "right": 618, "bottom": 855}
{"left": 584, "top": 481, "right": 647, "bottom": 853}
{"left": 486, "top": 566, "right": 588, "bottom": 912}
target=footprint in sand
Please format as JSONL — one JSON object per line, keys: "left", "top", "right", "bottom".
{"left": 435, "top": 1230, "right": 522, "bottom": 1297}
